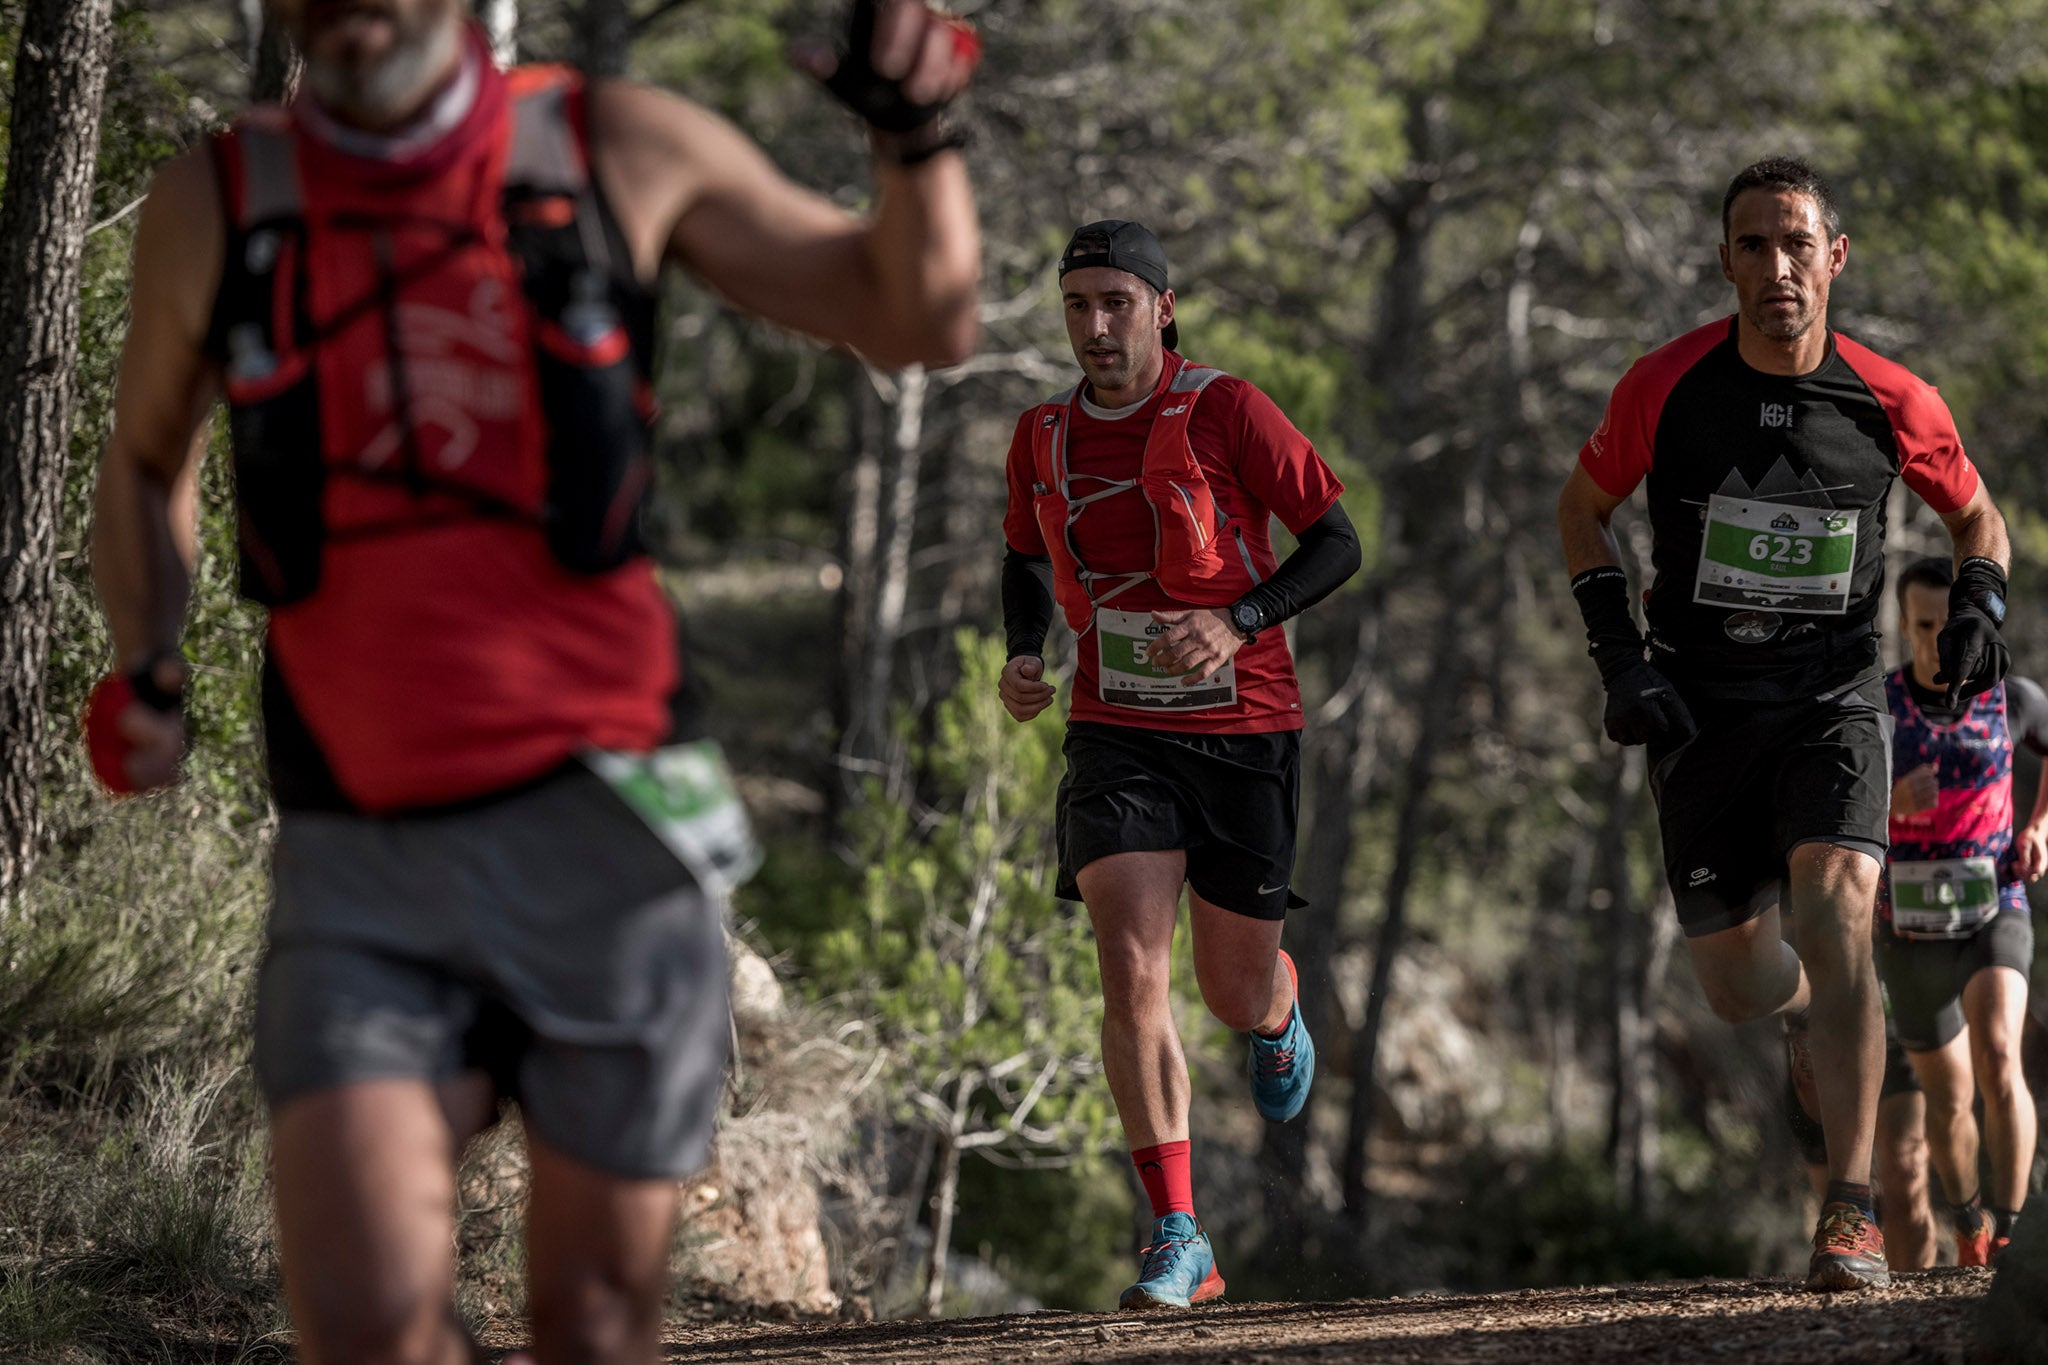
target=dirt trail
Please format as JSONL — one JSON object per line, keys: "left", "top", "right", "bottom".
{"left": 639, "top": 1270, "right": 1995, "bottom": 1363}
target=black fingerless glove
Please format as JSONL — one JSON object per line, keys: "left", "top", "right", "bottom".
{"left": 1937, "top": 556, "right": 2011, "bottom": 707}
{"left": 821, "top": 0, "right": 978, "bottom": 161}
{"left": 1572, "top": 567, "right": 1697, "bottom": 748}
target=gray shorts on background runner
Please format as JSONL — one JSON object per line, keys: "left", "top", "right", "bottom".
{"left": 255, "top": 763, "right": 729, "bottom": 1179}
{"left": 1877, "top": 907, "right": 2034, "bottom": 1052}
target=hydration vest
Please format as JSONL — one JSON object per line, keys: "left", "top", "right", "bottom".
{"left": 210, "top": 63, "right": 656, "bottom": 606}
{"left": 1028, "top": 357, "right": 1264, "bottom": 633}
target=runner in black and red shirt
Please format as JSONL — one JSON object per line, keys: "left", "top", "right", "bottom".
{"left": 1879, "top": 556, "right": 2047, "bottom": 1265}
{"left": 998, "top": 221, "right": 1358, "bottom": 1310}
{"left": 1556, "top": 157, "right": 2014, "bottom": 1291}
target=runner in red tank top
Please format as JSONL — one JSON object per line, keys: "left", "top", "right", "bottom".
{"left": 85, "top": 2, "right": 981, "bottom": 1359}
{"left": 999, "top": 221, "right": 1359, "bottom": 1310}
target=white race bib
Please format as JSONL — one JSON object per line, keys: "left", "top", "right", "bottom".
{"left": 1095, "top": 606, "right": 1237, "bottom": 711}
{"left": 582, "top": 740, "right": 762, "bottom": 899}
{"left": 1694, "top": 496, "right": 1857, "bottom": 615}
{"left": 1889, "top": 855, "right": 2000, "bottom": 940}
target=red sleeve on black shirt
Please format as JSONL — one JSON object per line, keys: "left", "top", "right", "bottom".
{"left": 1214, "top": 378, "right": 1344, "bottom": 534}
{"left": 1834, "top": 333, "right": 1980, "bottom": 514}
{"left": 1577, "top": 319, "right": 1730, "bottom": 498}
{"left": 1002, "top": 407, "right": 1048, "bottom": 555}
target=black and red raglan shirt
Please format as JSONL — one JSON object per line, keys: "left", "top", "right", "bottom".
{"left": 1579, "top": 317, "right": 1980, "bottom": 701}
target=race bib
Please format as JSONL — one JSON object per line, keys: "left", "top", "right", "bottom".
{"left": 1694, "top": 496, "right": 1857, "bottom": 615}
{"left": 582, "top": 740, "right": 762, "bottom": 899}
{"left": 1095, "top": 606, "right": 1237, "bottom": 711}
{"left": 1889, "top": 855, "right": 2000, "bottom": 940}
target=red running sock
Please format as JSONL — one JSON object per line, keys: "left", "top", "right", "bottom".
{"left": 1131, "top": 1140, "right": 1194, "bottom": 1218}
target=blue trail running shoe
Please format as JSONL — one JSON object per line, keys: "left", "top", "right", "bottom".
{"left": 1249, "top": 948, "right": 1314, "bottom": 1122}
{"left": 1118, "top": 1211, "right": 1225, "bottom": 1310}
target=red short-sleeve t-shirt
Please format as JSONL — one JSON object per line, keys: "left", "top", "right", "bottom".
{"left": 1003, "top": 355, "right": 1343, "bottom": 734}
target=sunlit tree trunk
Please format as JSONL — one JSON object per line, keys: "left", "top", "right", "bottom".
{"left": 0, "top": 0, "right": 117, "bottom": 901}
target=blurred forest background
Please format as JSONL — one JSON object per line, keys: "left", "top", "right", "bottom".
{"left": 7, "top": 0, "right": 2048, "bottom": 1357}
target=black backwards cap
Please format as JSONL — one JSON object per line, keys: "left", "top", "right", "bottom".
{"left": 1059, "top": 219, "right": 1178, "bottom": 352}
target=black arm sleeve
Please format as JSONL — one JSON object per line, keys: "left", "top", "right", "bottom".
{"left": 2007, "top": 675, "right": 2048, "bottom": 756}
{"left": 1002, "top": 547, "right": 1057, "bottom": 659}
{"left": 1233, "top": 500, "right": 1361, "bottom": 631}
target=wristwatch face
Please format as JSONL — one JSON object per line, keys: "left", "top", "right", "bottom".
{"left": 1231, "top": 602, "right": 1261, "bottom": 637}
{"left": 1985, "top": 592, "right": 2008, "bottom": 626}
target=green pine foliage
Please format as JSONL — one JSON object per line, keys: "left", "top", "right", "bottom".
{"left": 815, "top": 631, "right": 1114, "bottom": 1164}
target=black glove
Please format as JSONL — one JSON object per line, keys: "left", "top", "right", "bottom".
{"left": 1598, "top": 657, "right": 1698, "bottom": 748}
{"left": 1572, "top": 566, "right": 1698, "bottom": 748}
{"left": 1936, "top": 556, "right": 2011, "bottom": 707}
{"left": 819, "top": 0, "right": 979, "bottom": 139}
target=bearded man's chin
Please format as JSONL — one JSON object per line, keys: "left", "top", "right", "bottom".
{"left": 304, "top": 14, "right": 460, "bottom": 125}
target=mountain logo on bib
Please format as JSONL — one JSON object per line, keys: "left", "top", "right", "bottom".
{"left": 1724, "top": 610, "right": 1782, "bottom": 644}
{"left": 1770, "top": 512, "right": 1800, "bottom": 531}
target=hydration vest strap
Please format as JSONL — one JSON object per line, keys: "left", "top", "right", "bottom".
{"left": 506, "top": 78, "right": 586, "bottom": 196}
{"left": 236, "top": 121, "right": 304, "bottom": 227}
{"left": 1167, "top": 364, "right": 1225, "bottom": 396}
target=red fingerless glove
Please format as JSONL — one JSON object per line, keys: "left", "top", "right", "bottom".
{"left": 85, "top": 673, "right": 143, "bottom": 794}
{"left": 83, "top": 663, "right": 182, "bottom": 796}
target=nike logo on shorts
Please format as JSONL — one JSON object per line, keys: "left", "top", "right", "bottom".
{"left": 1257, "top": 882, "right": 1287, "bottom": 896}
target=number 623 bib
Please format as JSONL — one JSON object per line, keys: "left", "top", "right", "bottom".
{"left": 1694, "top": 495, "right": 1857, "bottom": 615}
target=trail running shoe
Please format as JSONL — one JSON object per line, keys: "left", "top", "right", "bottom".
{"left": 1118, "top": 1212, "right": 1225, "bottom": 1310}
{"left": 1249, "top": 949, "right": 1315, "bottom": 1122}
{"left": 1958, "top": 1222, "right": 1993, "bottom": 1268}
{"left": 1807, "top": 1201, "right": 1891, "bottom": 1291}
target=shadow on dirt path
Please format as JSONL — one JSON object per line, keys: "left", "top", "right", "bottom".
{"left": 644, "top": 1270, "right": 1994, "bottom": 1363}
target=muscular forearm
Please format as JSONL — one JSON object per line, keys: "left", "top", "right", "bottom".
{"left": 92, "top": 443, "right": 197, "bottom": 669}
{"left": 1559, "top": 501, "right": 1624, "bottom": 578}
{"left": 863, "top": 150, "right": 979, "bottom": 368}
{"left": 1946, "top": 496, "right": 2010, "bottom": 571}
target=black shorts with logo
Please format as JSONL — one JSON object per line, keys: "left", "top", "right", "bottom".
{"left": 1055, "top": 722, "right": 1304, "bottom": 920}
{"left": 1648, "top": 675, "right": 1891, "bottom": 937}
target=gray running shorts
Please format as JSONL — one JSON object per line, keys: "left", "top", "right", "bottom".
{"left": 254, "top": 763, "right": 729, "bottom": 1179}
{"left": 1877, "top": 905, "right": 2034, "bottom": 1053}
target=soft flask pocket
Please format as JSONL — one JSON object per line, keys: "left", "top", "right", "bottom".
{"left": 225, "top": 326, "right": 326, "bottom": 606}
{"left": 534, "top": 276, "right": 653, "bottom": 574}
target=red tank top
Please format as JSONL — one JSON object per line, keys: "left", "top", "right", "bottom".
{"left": 215, "top": 40, "right": 676, "bottom": 813}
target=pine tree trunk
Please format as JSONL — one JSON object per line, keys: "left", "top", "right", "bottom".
{"left": 238, "top": 0, "right": 300, "bottom": 102}
{"left": 481, "top": 0, "right": 520, "bottom": 66}
{"left": 576, "top": 0, "right": 633, "bottom": 78}
{"left": 0, "top": 0, "right": 117, "bottom": 903}
{"left": 920, "top": 1081, "right": 971, "bottom": 1317}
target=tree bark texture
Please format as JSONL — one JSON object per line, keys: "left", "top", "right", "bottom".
{"left": 237, "top": 0, "right": 300, "bottom": 102}
{"left": 0, "top": 0, "right": 117, "bottom": 903}
{"left": 576, "top": 0, "right": 633, "bottom": 78}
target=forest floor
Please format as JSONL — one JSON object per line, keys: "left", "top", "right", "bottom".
{"left": 485, "top": 1270, "right": 2003, "bottom": 1363}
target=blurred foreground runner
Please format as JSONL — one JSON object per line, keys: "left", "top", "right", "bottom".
{"left": 1557, "top": 156, "right": 2012, "bottom": 1291}
{"left": 86, "top": 1, "right": 978, "bottom": 1360}
{"left": 998, "top": 221, "right": 1360, "bottom": 1309}
{"left": 1878, "top": 555, "right": 2046, "bottom": 1265}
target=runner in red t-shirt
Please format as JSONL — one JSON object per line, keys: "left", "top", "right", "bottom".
{"left": 998, "top": 221, "right": 1358, "bottom": 1310}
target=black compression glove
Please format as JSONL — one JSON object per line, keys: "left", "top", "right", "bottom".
{"left": 820, "top": 0, "right": 980, "bottom": 144}
{"left": 1572, "top": 567, "right": 1697, "bottom": 748}
{"left": 1937, "top": 556, "right": 2011, "bottom": 707}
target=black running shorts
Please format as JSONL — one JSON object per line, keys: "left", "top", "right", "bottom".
{"left": 1877, "top": 907, "right": 2034, "bottom": 1052}
{"left": 255, "top": 763, "right": 729, "bottom": 1179}
{"left": 1055, "top": 722, "right": 1304, "bottom": 920}
{"left": 1648, "top": 676, "right": 1891, "bottom": 938}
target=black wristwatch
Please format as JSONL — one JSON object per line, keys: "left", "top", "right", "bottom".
{"left": 1956, "top": 556, "right": 2009, "bottom": 626}
{"left": 1229, "top": 600, "right": 1264, "bottom": 644}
